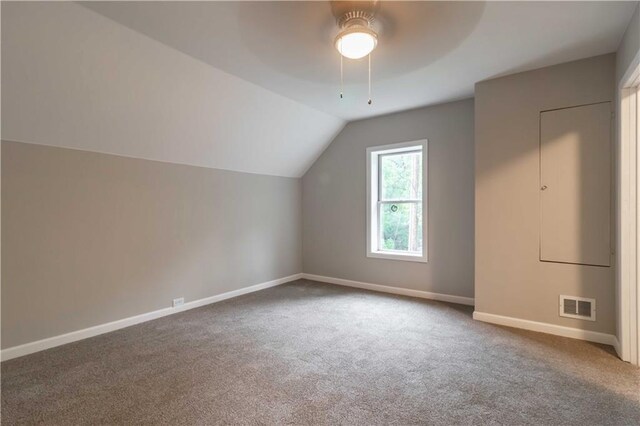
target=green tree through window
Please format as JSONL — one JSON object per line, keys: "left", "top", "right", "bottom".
{"left": 379, "top": 151, "right": 422, "bottom": 253}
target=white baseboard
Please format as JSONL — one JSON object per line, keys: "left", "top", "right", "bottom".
{"left": 613, "top": 336, "right": 623, "bottom": 359}
{"left": 301, "top": 273, "right": 475, "bottom": 306}
{"left": 473, "top": 311, "right": 617, "bottom": 346}
{"left": 1, "top": 273, "right": 303, "bottom": 362}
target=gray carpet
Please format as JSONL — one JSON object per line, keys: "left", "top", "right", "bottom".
{"left": 2, "top": 279, "right": 639, "bottom": 425}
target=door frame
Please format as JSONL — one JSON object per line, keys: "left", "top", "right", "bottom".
{"left": 618, "top": 50, "right": 640, "bottom": 365}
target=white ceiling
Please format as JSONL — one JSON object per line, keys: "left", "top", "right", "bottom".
{"left": 83, "top": 1, "right": 638, "bottom": 121}
{"left": 2, "top": 2, "right": 344, "bottom": 177}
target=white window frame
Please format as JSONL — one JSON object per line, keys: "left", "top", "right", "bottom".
{"left": 366, "top": 139, "right": 428, "bottom": 263}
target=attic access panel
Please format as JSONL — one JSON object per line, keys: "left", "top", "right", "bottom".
{"left": 539, "top": 102, "right": 611, "bottom": 267}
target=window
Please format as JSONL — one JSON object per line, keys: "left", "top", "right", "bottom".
{"left": 366, "top": 140, "right": 427, "bottom": 262}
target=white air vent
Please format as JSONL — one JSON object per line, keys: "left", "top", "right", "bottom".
{"left": 559, "top": 295, "right": 595, "bottom": 321}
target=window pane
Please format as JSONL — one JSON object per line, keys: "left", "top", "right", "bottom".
{"left": 381, "top": 151, "right": 422, "bottom": 201}
{"left": 379, "top": 202, "right": 422, "bottom": 253}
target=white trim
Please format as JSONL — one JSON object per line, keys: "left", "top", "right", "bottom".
{"left": 1, "top": 273, "right": 302, "bottom": 362}
{"left": 613, "top": 336, "right": 622, "bottom": 358}
{"left": 473, "top": 311, "right": 617, "bottom": 347}
{"left": 366, "top": 139, "right": 428, "bottom": 263}
{"left": 301, "top": 273, "right": 474, "bottom": 306}
{"left": 618, "top": 53, "right": 640, "bottom": 365}
{"left": 633, "top": 83, "right": 639, "bottom": 365}
{"left": 619, "top": 89, "right": 633, "bottom": 361}
{"left": 366, "top": 251, "right": 427, "bottom": 263}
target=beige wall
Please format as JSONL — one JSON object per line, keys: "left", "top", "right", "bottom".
{"left": 1, "top": 141, "right": 302, "bottom": 349}
{"left": 475, "top": 54, "right": 616, "bottom": 334}
{"left": 302, "top": 99, "right": 475, "bottom": 298}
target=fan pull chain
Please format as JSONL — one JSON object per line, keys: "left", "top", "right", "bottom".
{"left": 367, "top": 53, "right": 372, "bottom": 105}
{"left": 337, "top": 44, "right": 373, "bottom": 105}
{"left": 339, "top": 39, "right": 344, "bottom": 99}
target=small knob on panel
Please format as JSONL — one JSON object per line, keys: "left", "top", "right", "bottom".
{"left": 541, "top": 185, "right": 548, "bottom": 191}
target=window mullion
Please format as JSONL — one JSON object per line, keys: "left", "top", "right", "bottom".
{"left": 378, "top": 199, "right": 421, "bottom": 204}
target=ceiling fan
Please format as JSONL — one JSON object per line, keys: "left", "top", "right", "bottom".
{"left": 331, "top": 1, "right": 381, "bottom": 104}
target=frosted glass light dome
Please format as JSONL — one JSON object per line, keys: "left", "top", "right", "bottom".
{"left": 335, "top": 26, "right": 378, "bottom": 59}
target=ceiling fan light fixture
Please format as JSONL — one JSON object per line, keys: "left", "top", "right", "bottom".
{"left": 332, "top": 7, "right": 381, "bottom": 104}
{"left": 335, "top": 26, "right": 378, "bottom": 60}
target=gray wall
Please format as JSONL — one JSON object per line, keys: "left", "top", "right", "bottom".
{"left": 302, "top": 99, "right": 475, "bottom": 298}
{"left": 1, "top": 141, "right": 302, "bottom": 348}
{"left": 615, "top": 2, "right": 639, "bottom": 85}
{"left": 475, "top": 54, "right": 616, "bottom": 334}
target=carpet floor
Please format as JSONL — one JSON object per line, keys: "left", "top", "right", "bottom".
{"left": 2, "top": 279, "right": 639, "bottom": 425}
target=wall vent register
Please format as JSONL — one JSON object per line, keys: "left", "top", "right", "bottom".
{"left": 559, "top": 295, "right": 596, "bottom": 321}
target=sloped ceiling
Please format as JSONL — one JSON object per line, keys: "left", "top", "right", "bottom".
{"left": 82, "top": 1, "right": 637, "bottom": 121}
{"left": 1, "top": 2, "right": 345, "bottom": 177}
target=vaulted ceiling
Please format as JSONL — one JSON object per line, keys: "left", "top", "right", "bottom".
{"left": 2, "top": 1, "right": 637, "bottom": 177}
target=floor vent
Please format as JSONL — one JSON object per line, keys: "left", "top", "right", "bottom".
{"left": 559, "top": 295, "right": 596, "bottom": 321}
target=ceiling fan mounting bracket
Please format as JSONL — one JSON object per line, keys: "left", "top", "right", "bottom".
{"left": 336, "top": 10, "right": 376, "bottom": 29}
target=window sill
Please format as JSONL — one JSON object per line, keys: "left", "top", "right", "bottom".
{"left": 367, "top": 251, "right": 428, "bottom": 263}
